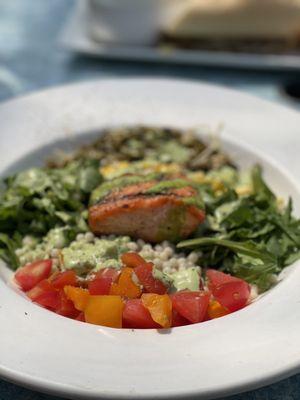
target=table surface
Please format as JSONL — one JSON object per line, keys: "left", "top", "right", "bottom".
{"left": 1, "top": 1, "right": 300, "bottom": 399}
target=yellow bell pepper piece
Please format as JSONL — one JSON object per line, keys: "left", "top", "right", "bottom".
{"left": 207, "top": 300, "right": 229, "bottom": 319}
{"left": 142, "top": 294, "right": 172, "bottom": 329}
{"left": 110, "top": 267, "right": 141, "bottom": 299}
{"left": 84, "top": 295, "right": 124, "bottom": 328}
{"left": 64, "top": 286, "right": 89, "bottom": 311}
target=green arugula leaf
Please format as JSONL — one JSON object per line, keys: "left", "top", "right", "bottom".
{"left": 251, "top": 164, "right": 275, "bottom": 202}
{"left": 177, "top": 237, "right": 275, "bottom": 263}
{"left": 178, "top": 165, "right": 300, "bottom": 292}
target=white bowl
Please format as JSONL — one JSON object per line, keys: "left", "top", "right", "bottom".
{"left": 1, "top": 78, "right": 300, "bottom": 399}
{"left": 87, "top": 0, "right": 189, "bottom": 45}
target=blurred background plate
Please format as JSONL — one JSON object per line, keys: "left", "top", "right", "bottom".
{"left": 60, "top": 1, "right": 300, "bottom": 71}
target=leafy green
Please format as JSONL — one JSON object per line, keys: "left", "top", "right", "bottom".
{"left": 178, "top": 165, "right": 300, "bottom": 292}
{"left": 0, "top": 159, "right": 102, "bottom": 268}
{"left": 0, "top": 233, "right": 22, "bottom": 269}
{"left": 251, "top": 164, "right": 275, "bottom": 202}
{"left": 178, "top": 237, "right": 275, "bottom": 262}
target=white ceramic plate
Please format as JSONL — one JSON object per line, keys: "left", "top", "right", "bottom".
{"left": 60, "top": 1, "right": 300, "bottom": 71}
{"left": 1, "top": 78, "right": 300, "bottom": 400}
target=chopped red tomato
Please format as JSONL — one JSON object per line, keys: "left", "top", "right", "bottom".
{"left": 15, "top": 259, "right": 52, "bottom": 291}
{"left": 122, "top": 252, "right": 168, "bottom": 294}
{"left": 123, "top": 299, "right": 160, "bottom": 329}
{"left": 50, "top": 270, "right": 77, "bottom": 290}
{"left": 121, "top": 252, "right": 147, "bottom": 269}
{"left": 171, "top": 291, "right": 210, "bottom": 324}
{"left": 206, "top": 269, "right": 250, "bottom": 312}
{"left": 27, "top": 279, "right": 60, "bottom": 310}
{"left": 171, "top": 309, "right": 190, "bottom": 327}
{"left": 134, "top": 262, "right": 167, "bottom": 294}
{"left": 212, "top": 281, "right": 250, "bottom": 312}
{"left": 15, "top": 253, "right": 252, "bottom": 328}
{"left": 206, "top": 269, "right": 240, "bottom": 288}
{"left": 55, "top": 291, "right": 79, "bottom": 319}
{"left": 76, "top": 312, "right": 85, "bottom": 322}
{"left": 88, "top": 268, "right": 119, "bottom": 295}
{"left": 26, "top": 279, "right": 54, "bottom": 300}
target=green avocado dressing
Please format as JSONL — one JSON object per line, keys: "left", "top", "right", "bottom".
{"left": 152, "top": 268, "right": 173, "bottom": 287}
{"left": 155, "top": 206, "right": 187, "bottom": 242}
{"left": 61, "top": 236, "right": 130, "bottom": 275}
{"left": 17, "top": 227, "right": 73, "bottom": 265}
{"left": 170, "top": 267, "right": 201, "bottom": 291}
{"left": 146, "top": 179, "right": 192, "bottom": 194}
{"left": 89, "top": 173, "right": 161, "bottom": 205}
{"left": 146, "top": 179, "right": 204, "bottom": 209}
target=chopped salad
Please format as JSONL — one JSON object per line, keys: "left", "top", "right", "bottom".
{"left": 1, "top": 126, "right": 300, "bottom": 329}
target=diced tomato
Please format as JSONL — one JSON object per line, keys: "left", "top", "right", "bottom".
{"left": 141, "top": 294, "right": 172, "bottom": 328}
{"left": 26, "top": 279, "right": 54, "bottom": 300}
{"left": 50, "top": 270, "right": 77, "bottom": 290}
{"left": 206, "top": 300, "right": 230, "bottom": 319}
{"left": 212, "top": 281, "right": 250, "bottom": 312}
{"left": 171, "top": 291, "right": 210, "bottom": 324}
{"left": 121, "top": 252, "right": 167, "bottom": 294}
{"left": 27, "top": 279, "right": 60, "bottom": 310}
{"left": 88, "top": 268, "right": 119, "bottom": 295}
{"left": 171, "top": 309, "right": 190, "bottom": 327}
{"left": 206, "top": 269, "right": 240, "bottom": 289}
{"left": 206, "top": 269, "right": 250, "bottom": 312}
{"left": 121, "top": 252, "right": 147, "bottom": 269}
{"left": 64, "top": 286, "right": 90, "bottom": 311}
{"left": 84, "top": 295, "right": 124, "bottom": 328}
{"left": 110, "top": 267, "right": 141, "bottom": 299}
{"left": 55, "top": 291, "right": 79, "bottom": 319}
{"left": 123, "top": 299, "right": 160, "bottom": 329}
{"left": 15, "top": 259, "right": 52, "bottom": 291}
{"left": 135, "top": 263, "right": 167, "bottom": 294}
{"left": 76, "top": 312, "right": 85, "bottom": 322}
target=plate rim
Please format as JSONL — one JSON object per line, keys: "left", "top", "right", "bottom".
{"left": 1, "top": 77, "right": 300, "bottom": 400}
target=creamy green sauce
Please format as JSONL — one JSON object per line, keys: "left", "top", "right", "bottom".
{"left": 156, "top": 206, "right": 186, "bottom": 243}
{"left": 146, "top": 179, "right": 204, "bottom": 209}
{"left": 169, "top": 267, "right": 201, "bottom": 291}
{"left": 152, "top": 268, "right": 173, "bottom": 287}
{"left": 89, "top": 173, "right": 160, "bottom": 205}
{"left": 16, "top": 227, "right": 72, "bottom": 265}
{"left": 146, "top": 179, "right": 192, "bottom": 194}
{"left": 61, "top": 236, "right": 130, "bottom": 275}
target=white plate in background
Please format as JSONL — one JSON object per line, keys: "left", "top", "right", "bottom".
{"left": 60, "top": 1, "right": 300, "bottom": 71}
{"left": 1, "top": 78, "right": 300, "bottom": 399}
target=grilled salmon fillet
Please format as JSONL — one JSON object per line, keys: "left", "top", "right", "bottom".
{"left": 88, "top": 178, "right": 205, "bottom": 243}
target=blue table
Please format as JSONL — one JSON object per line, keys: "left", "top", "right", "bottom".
{"left": 0, "top": 1, "right": 300, "bottom": 399}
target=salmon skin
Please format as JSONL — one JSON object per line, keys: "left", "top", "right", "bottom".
{"left": 89, "top": 178, "right": 205, "bottom": 243}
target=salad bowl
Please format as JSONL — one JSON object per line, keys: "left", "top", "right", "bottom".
{"left": 1, "top": 78, "right": 300, "bottom": 399}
